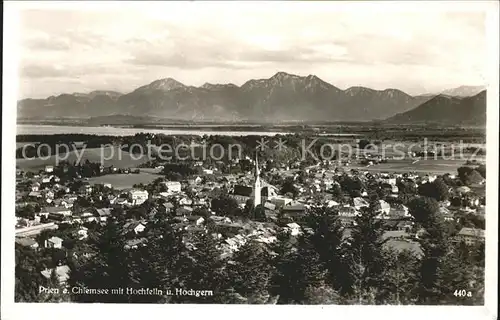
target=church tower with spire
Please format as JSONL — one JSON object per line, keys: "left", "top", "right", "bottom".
{"left": 254, "top": 154, "right": 261, "bottom": 206}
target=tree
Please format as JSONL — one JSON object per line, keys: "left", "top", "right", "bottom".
{"left": 338, "top": 175, "right": 365, "bottom": 198}
{"left": 69, "top": 219, "right": 132, "bottom": 303}
{"left": 128, "top": 219, "right": 186, "bottom": 303}
{"left": 177, "top": 230, "right": 231, "bottom": 303}
{"left": 329, "top": 183, "right": 342, "bottom": 200}
{"left": 253, "top": 204, "right": 266, "bottom": 222}
{"left": 226, "top": 241, "right": 273, "bottom": 303}
{"left": 304, "top": 286, "right": 341, "bottom": 304}
{"left": 270, "top": 232, "right": 327, "bottom": 304}
{"left": 358, "top": 139, "right": 372, "bottom": 150}
{"left": 305, "top": 207, "right": 349, "bottom": 295}
{"left": 15, "top": 245, "right": 47, "bottom": 302}
{"left": 378, "top": 249, "right": 419, "bottom": 304}
{"left": 344, "top": 201, "right": 387, "bottom": 302}
{"left": 211, "top": 194, "right": 241, "bottom": 217}
{"left": 475, "top": 164, "right": 486, "bottom": 179}
{"left": 408, "top": 197, "right": 440, "bottom": 226}
{"left": 408, "top": 196, "right": 451, "bottom": 304}
{"left": 418, "top": 178, "right": 449, "bottom": 201}
{"left": 280, "top": 179, "right": 298, "bottom": 199}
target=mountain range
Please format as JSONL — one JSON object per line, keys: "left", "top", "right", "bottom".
{"left": 17, "top": 72, "right": 486, "bottom": 124}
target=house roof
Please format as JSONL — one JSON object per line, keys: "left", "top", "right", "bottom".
{"left": 186, "top": 215, "right": 203, "bottom": 221}
{"left": 353, "top": 197, "right": 369, "bottom": 208}
{"left": 264, "top": 202, "right": 276, "bottom": 210}
{"left": 456, "top": 186, "right": 472, "bottom": 194}
{"left": 95, "top": 208, "right": 112, "bottom": 216}
{"left": 41, "top": 265, "right": 70, "bottom": 283}
{"left": 233, "top": 185, "right": 253, "bottom": 197}
{"left": 282, "top": 203, "right": 306, "bottom": 211}
{"left": 377, "top": 200, "right": 391, "bottom": 210}
{"left": 48, "top": 236, "right": 63, "bottom": 245}
{"left": 42, "top": 207, "right": 71, "bottom": 213}
{"left": 458, "top": 227, "right": 485, "bottom": 238}
{"left": 125, "top": 238, "right": 148, "bottom": 248}
{"left": 15, "top": 237, "right": 38, "bottom": 247}
{"left": 164, "top": 181, "right": 181, "bottom": 186}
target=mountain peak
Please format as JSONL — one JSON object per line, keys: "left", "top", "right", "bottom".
{"left": 136, "top": 78, "right": 186, "bottom": 92}
{"left": 270, "top": 71, "right": 300, "bottom": 81}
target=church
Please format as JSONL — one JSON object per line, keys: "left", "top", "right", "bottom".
{"left": 230, "top": 155, "right": 278, "bottom": 206}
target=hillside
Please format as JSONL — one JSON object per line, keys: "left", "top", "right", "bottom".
{"left": 386, "top": 91, "right": 486, "bottom": 125}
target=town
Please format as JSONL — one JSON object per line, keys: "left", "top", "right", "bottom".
{"left": 14, "top": 132, "right": 486, "bottom": 304}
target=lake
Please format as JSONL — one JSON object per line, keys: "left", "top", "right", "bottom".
{"left": 16, "top": 124, "right": 359, "bottom": 137}
{"left": 16, "top": 124, "right": 291, "bottom": 137}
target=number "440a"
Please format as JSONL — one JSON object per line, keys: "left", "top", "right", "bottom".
{"left": 454, "top": 289, "right": 472, "bottom": 297}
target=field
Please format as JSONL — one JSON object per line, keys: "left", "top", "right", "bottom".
{"left": 348, "top": 158, "right": 483, "bottom": 175}
{"left": 88, "top": 172, "right": 162, "bottom": 190}
{"left": 16, "top": 146, "right": 151, "bottom": 172}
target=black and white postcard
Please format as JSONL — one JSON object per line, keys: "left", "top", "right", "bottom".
{"left": 2, "top": 1, "right": 498, "bottom": 320}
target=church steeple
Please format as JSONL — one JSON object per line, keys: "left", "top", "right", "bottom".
{"left": 254, "top": 153, "right": 261, "bottom": 206}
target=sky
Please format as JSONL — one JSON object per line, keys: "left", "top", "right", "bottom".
{"left": 13, "top": 1, "right": 490, "bottom": 98}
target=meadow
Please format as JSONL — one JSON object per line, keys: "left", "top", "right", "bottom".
{"left": 16, "top": 146, "right": 151, "bottom": 172}
{"left": 88, "top": 172, "right": 162, "bottom": 190}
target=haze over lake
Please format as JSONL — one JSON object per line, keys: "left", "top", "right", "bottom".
{"left": 16, "top": 124, "right": 295, "bottom": 137}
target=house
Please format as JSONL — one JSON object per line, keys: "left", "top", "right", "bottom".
{"left": 80, "top": 211, "right": 97, "bottom": 222}
{"left": 127, "top": 189, "right": 149, "bottom": 205}
{"left": 15, "top": 237, "right": 39, "bottom": 249}
{"left": 45, "top": 236, "right": 63, "bottom": 249}
{"left": 45, "top": 165, "right": 54, "bottom": 173}
{"left": 44, "top": 190, "right": 55, "bottom": 199}
{"left": 285, "top": 222, "right": 302, "bottom": 236}
{"left": 95, "top": 208, "right": 112, "bottom": 222}
{"left": 270, "top": 195, "right": 293, "bottom": 208}
{"left": 231, "top": 185, "right": 253, "bottom": 204}
{"left": 163, "top": 181, "right": 182, "bottom": 193}
{"left": 375, "top": 200, "right": 391, "bottom": 216}
{"left": 186, "top": 215, "right": 205, "bottom": 226}
{"left": 439, "top": 207, "right": 455, "bottom": 221}
{"left": 339, "top": 205, "right": 360, "bottom": 218}
{"left": 31, "top": 182, "right": 41, "bottom": 192}
{"left": 163, "top": 202, "right": 175, "bottom": 213}
{"left": 281, "top": 202, "right": 307, "bottom": 221}
{"left": 261, "top": 185, "right": 278, "bottom": 200}
{"left": 42, "top": 206, "right": 72, "bottom": 218}
{"left": 177, "top": 206, "right": 193, "bottom": 216}
{"left": 28, "top": 191, "right": 42, "bottom": 198}
{"left": 395, "top": 221, "right": 413, "bottom": 232}
{"left": 124, "top": 221, "right": 147, "bottom": 235}
{"left": 456, "top": 227, "right": 485, "bottom": 245}
{"left": 194, "top": 176, "right": 203, "bottom": 184}
{"left": 456, "top": 186, "right": 472, "bottom": 194}
{"left": 41, "top": 265, "right": 70, "bottom": 284}
{"left": 78, "top": 183, "right": 93, "bottom": 195}
{"left": 77, "top": 226, "right": 89, "bottom": 240}
{"left": 224, "top": 234, "right": 247, "bottom": 252}
{"left": 353, "top": 197, "right": 370, "bottom": 210}
{"left": 124, "top": 238, "right": 148, "bottom": 249}
{"left": 179, "top": 197, "right": 193, "bottom": 206}
{"left": 326, "top": 200, "right": 340, "bottom": 208}
{"left": 209, "top": 215, "right": 232, "bottom": 224}
{"left": 264, "top": 201, "right": 276, "bottom": 211}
